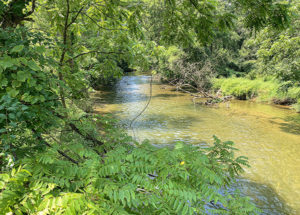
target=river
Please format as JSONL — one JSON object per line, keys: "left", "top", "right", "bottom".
{"left": 93, "top": 75, "right": 300, "bottom": 215}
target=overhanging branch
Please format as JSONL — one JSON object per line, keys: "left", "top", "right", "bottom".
{"left": 66, "top": 50, "right": 124, "bottom": 63}
{"left": 32, "top": 128, "right": 79, "bottom": 165}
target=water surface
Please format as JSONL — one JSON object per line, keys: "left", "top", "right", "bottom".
{"left": 94, "top": 75, "right": 300, "bottom": 214}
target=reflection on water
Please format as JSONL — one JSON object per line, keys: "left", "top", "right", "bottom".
{"left": 93, "top": 75, "right": 300, "bottom": 214}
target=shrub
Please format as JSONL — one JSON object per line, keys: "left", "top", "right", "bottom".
{"left": 0, "top": 114, "right": 259, "bottom": 214}
{"left": 212, "top": 77, "right": 300, "bottom": 109}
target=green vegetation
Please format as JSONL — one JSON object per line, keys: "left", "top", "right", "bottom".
{"left": 0, "top": 0, "right": 297, "bottom": 214}
{"left": 0, "top": 119, "right": 258, "bottom": 214}
{"left": 213, "top": 78, "right": 300, "bottom": 106}
{"left": 155, "top": 1, "right": 300, "bottom": 111}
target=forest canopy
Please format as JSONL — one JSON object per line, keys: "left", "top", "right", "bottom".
{"left": 0, "top": 0, "right": 298, "bottom": 214}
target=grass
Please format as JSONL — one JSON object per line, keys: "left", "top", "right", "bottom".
{"left": 212, "top": 77, "right": 300, "bottom": 112}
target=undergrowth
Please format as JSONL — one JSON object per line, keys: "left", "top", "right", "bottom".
{"left": 213, "top": 77, "right": 300, "bottom": 111}
{"left": 0, "top": 108, "right": 260, "bottom": 214}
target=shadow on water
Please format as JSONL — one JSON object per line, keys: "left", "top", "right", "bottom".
{"left": 152, "top": 93, "right": 185, "bottom": 99}
{"left": 269, "top": 115, "right": 300, "bottom": 135}
{"left": 280, "top": 115, "right": 300, "bottom": 135}
{"left": 113, "top": 113, "right": 201, "bottom": 130}
{"left": 234, "top": 179, "right": 294, "bottom": 215}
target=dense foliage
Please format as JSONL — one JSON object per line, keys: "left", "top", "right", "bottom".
{"left": 153, "top": 1, "right": 300, "bottom": 111}
{"left": 1, "top": 117, "right": 257, "bottom": 214}
{"left": 0, "top": 0, "right": 296, "bottom": 214}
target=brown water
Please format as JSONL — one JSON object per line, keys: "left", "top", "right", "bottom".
{"left": 94, "top": 75, "right": 300, "bottom": 215}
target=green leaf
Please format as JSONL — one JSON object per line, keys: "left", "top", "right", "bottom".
{"left": 21, "top": 106, "right": 28, "bottom": 111}
{"left": 0, "top": 78, "right": 8, "bottom": 87}
{"left": 19, "top": 57, "right": 28, "bottom": 65}
{"left": 35, "top": 85, "right": 43, "bottom": 91}
{"left": 7, "top": 88, "right": 19, "bottom": 97}
{"left": 0, "top": 57, "right": 15, "bottom": 69}
{"left": 17, "top": 71, "right": 28, "bottom": 82}
{"left": 0, "top": 128, "right": 6, "bottom": 133}
{"left": 8, "top": 113, "right": 16, "bottom": 120}
{"left": 36, "top": 46, "right": 46, "bottom": 54}
{"left": 10, "top": 45, "right": 24, "bottom": 53}
{"left": 0, "top": 113, "right": 6, "bottom": 123}
{"left": 28, "top": 60, "right": 40, "bottom": 71}
{"left": 12, "top": 80, "right": 21, "bottom": 88}
{"left": 174, "top": 142, "right": 184, "bottom": 150}
{"left": 0, "top": 181, "right": 5, "bottom": 189}
{"left": 0, "top": 173, "right": 10, "bottom": 181}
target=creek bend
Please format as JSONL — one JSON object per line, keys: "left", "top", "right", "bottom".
{"left": 93, "top": 75, "right": 300, "bottom": 215}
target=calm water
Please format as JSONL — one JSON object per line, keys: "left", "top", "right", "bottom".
{"left": 93, "top": 75, "right": 300, "bottom": 214}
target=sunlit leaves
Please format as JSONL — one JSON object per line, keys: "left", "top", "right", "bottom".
{"left": 233, "top": 0, "right": 290, "bottom": 31}
{"left": 0, "top": 1, "right": 291, "bottom": 214}
{"left": 0, "top": 128, "right": 259, "bottom": 214}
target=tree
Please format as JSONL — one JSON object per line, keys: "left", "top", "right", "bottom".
{"left": 0, "top": 0, "right": 292, "bottom": 214}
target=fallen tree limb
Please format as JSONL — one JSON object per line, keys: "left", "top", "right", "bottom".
{"left": 165, "top": 79, "right": 232, "bottom": 105}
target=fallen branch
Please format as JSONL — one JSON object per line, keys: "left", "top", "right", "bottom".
{"left": 166, "top": 79, "right": 232, "bottom": 105}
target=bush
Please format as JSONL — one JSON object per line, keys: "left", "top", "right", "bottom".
{"left": 0, "top": 113, "right": 260, "bottom": 215}
{"left": 213, "top": 78, "right": 300, "bottom": 109}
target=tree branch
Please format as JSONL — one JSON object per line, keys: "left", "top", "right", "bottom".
{"left": 32, "top": 128, "right": 79, "bottom": 165}
{"left": 82, "top": 13, "right": 125, "bottom": 31}
{"left": 188, "top": 0, "right": 202, "bottom": 14}
{"left": 67, "top": 6, "right": 85, "bottom": 29}
{"left": 59, "top": 0, "right": 70, "bottom": 108}
{"left": 54, "top": 112, "right": 105, "bottom": 147}
{"left": 23, "top": 0, "right": 37, "bottom": 18}
{"left": 66, "top": 50, "right": 124, "bottom": 63}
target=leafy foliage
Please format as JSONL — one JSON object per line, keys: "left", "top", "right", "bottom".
{"left": 0, "top": 0, "right": 295, "bottom": 214}
{"left": 0, "top": 121, "right": 259, "bottom": 214}
{"left": 154, "top": 0, "right": 299, "bottom": 110}
{"left": 213, "top": 77, "right": 300, "bottom": 105}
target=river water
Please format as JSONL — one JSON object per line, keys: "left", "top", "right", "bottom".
{"left": 93, "top": 75, "right": 300, "bottom": 215}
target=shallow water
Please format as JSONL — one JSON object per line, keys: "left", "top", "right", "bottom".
{"left": 94, "top": 75, "right": 300, "bottom": 214}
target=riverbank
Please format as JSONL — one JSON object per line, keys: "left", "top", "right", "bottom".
{"left": 212, "top": 77, "right": 300, "bottom": 112}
